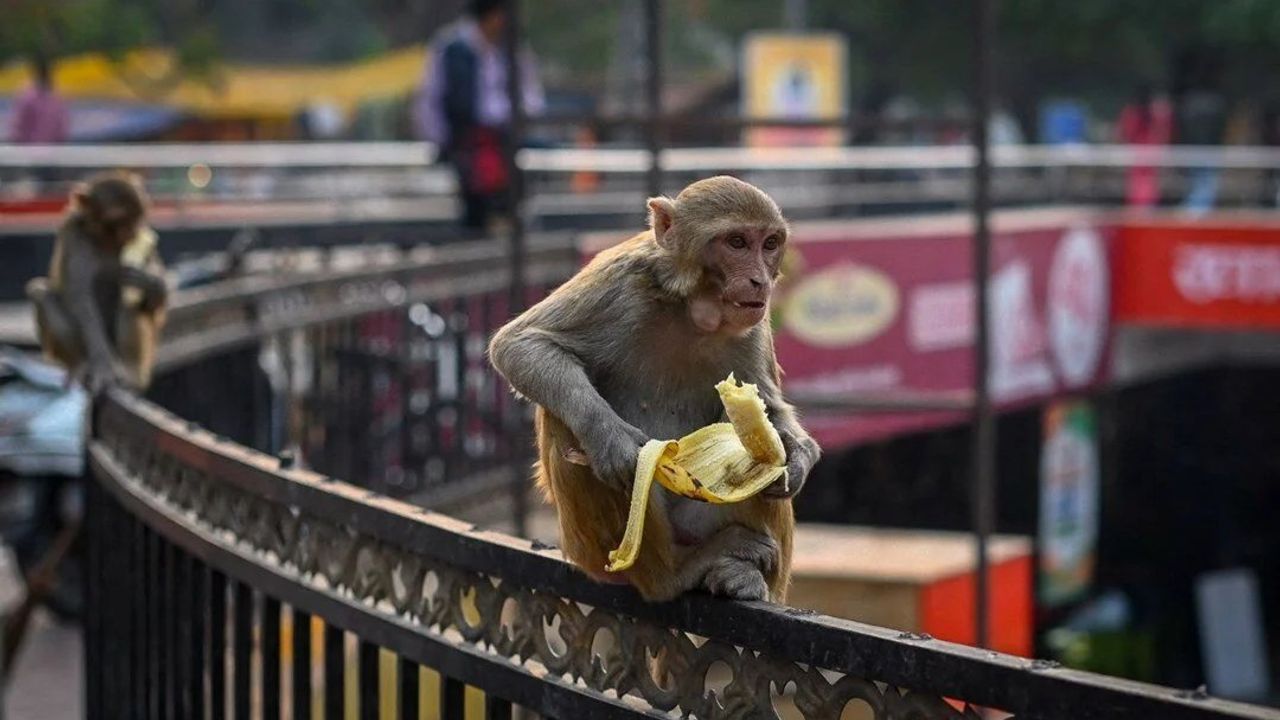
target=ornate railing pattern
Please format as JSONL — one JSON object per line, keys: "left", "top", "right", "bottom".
{"left": 84, "top": 239, "right": 1280, "bottom": 720}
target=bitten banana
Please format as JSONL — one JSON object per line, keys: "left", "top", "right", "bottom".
{"left": 605, "top": 373, "right": 788, "bottom": 573}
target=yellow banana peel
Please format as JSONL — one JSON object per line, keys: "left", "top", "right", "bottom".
{"left": 605, "top": 374, "right": 787, "bottom": 573}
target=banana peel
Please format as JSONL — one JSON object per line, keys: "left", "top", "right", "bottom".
{"left": 604, "top": 373, "right": 787, "bottom": 573}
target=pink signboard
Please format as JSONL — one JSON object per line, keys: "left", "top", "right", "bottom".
{"left": 773, "top": 209, "right": 1115, "bottom": 447}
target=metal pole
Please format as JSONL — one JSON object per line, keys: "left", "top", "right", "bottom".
{"left": 970, "top": 0, "right": 996, "bottom": 650}
{"left": 503, "top": 0, "right": 529, "bottom": 537}
{"left": 644, "top": 0, "right": 664, "bottom": 198}
{"left": 784, "top": 0, "right": 808, "bottom": 30}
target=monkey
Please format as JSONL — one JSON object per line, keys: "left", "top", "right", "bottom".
{"left": 25, "top": 172, "right": 168, "bottom": 393}
{"left": 489, "top": 175, "right": 821, "bottom": 603}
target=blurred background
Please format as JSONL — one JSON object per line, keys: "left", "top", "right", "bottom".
{"left": 2, "top": 1, "right": 1280, "bottom": 718}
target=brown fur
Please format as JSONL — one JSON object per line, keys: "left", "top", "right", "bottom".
{"left": 536, "top": 407, "right": 795, "bottom": 601}
{"left": 491, "top": 176, "right": 817, "bottom": 604}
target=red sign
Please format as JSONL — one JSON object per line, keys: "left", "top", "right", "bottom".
{"left": 774, "top": 210, "right": 1115, "bottom": 447}
{"left": 1114, "top": 219, "right": 1280, "bottom": 329}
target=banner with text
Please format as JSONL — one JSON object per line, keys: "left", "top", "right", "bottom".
{"left": 1114, "top": 220, "right": 1280, "bottom": 329}
{"left": 775, "top": 214, "right": 1115, "bottom": 447}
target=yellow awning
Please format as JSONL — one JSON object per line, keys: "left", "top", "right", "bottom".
{"left": 0, "top": 46, "right": 428, "bottom": 119}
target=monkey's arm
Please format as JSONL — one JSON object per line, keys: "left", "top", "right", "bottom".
{"left": 60, "top": 232, "right": 123, "bottom": 389}
{"left": 749, "top": 341, "right": 821, "bottom": 499}
{"left": 61, "top": 234, "right": 116, "bottom": 365}
{"left": 120, "top": 265, "right": 169, "bottom": 313}
{"left": 489, "top": 290, "right": 648, "bottom": 489}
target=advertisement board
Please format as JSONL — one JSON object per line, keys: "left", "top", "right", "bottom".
{"left": 1114, "top": 220, "right": 1280, "bottom": 329}
{"left": 773, "top": 211, "right": 1114, "bottom": 447}
{"left": 1038, "top": 399, "right": 1100, "bottom": 607}
{"left": 741, "top": 32, "right": 847, "bottom": 147}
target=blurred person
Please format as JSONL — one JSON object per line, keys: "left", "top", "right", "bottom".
{"left": 414, "top": 0, "right": 546, "bottom": 234}
{"left": 1177, "top": 76, "right": 1226, "bottom": 217}
{"left": 7, "top": 54, "right": 69, "bottom": 145}
{"left": 1261, "top": 101, "right": 1280, "bottom": 206}
{"left": 1117, "top": 85, "right": 1172, "bottom": 209}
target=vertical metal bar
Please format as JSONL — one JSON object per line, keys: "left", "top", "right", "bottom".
{"left": 358, "top": 642, "right": 379, "bottom": 720}
{"left": 133, "top": 513, "right": 147, "bottom": 713}
{"left": 263, "top": 596, "right": 282, "bottom": 720}
{"left": 485, "top": 695, "right": 512, "bottom": 720}
{"left": 970, "top": 0, "right": 996, "bottom": 651}
{"left": 163, "top": 541, "right": 176, "bottom": 719}
{"left": 439, "top": 676, "right": 465, "bottom": 720}
{"left": 783, "top": 0, "right": 808, "bottom": 30}
{"left": 147, "top": 529, "right": 162, "bottom": 720}
{"left": 397, "top": 658, "right": 419, "bottom": 720}
{"left": 293, "top": 609, "right": 312, "bottom": 720}
{"left": 82, "top": 478, "right": 103, "bottom": 720}
{"left": 210, "top": 570, "right": 228, "bottom": 720}
{"left": 189, "top": 554, "right": 208, "bottom": 720}
{"left": 502, "top": 0, "right": 530, "bottom": 537}
{"left": 233, "top": 583, "right": 252, "bottom": 720}
{"left": 644, "top": 0, "right": 664, "bottom": 198}
{"left": 99, "top": 491, "right": 122, "bottom": 717}
{"left": 323, "top": 625, "right": 344, "bottom": 720}
{"left": 172, "top": 547, "right": 187, "bottom": 719}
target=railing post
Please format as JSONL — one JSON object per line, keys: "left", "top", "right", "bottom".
{"left": 645, "top": 0, "right": 664, "bottom": 198}
{"left": 503, "top": 0, "right": 531, "bottom": 537}
{"left": 970, "top": 0, "right": 996, "bottom": 650}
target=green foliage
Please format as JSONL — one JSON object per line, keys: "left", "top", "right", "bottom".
{"left": 0, "top": 0, "right": 218, "bottom": 78}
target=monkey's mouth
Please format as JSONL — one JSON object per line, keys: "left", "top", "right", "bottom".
{"left": 730, "top": 300, "right": 766, "bottom": 310}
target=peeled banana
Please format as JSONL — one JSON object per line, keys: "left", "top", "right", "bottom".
{"left": 605, "top": 373, "right": 787, "bottom": 573}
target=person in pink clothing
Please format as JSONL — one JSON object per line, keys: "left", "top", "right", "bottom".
{"left": 9, "top": 55, "right": 70, "bottom": 144}
{"left": 1117, "top": 85, "right": 1172, "bottom": 209}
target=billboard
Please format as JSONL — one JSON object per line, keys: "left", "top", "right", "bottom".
{"left": 1114, "top": 220, "right": 1280, "bottom": 329}
{"left": 1038, "top": 399, "right": 1101, "bottom": 607}
{"left": 773, "top": 211, "right": 1115, "bottom": 447}
{"left": 741, "top": 32, "right": 847, "bottom": 147}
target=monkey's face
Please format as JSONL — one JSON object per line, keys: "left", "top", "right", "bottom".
{"left": 93, "top": 208, "right": 142, "bottom": 251}
{"left": 698, "top": 226, "right": 785, "bottom": 334}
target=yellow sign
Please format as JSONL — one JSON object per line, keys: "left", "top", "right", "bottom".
{"left": 742, "top": 32, "right": 847, "bottom": 147}
{"left": 783, "top": 263, "right": 899, "bottom": 347}
{"left": 0, "top": 45, "right": 427, "bottom": 119}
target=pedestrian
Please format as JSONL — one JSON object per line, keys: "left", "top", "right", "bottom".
{"left": 1175, "top": 53, "right": 1226, "bottom": 217}
{"left": 413, "top": 0, "right": 545, "bottom": 235}
{"left": 1116, "top": 85, "right": 1172, "bottom": 210}
{"left": 7, "top": 54, "right": 69, "bottom": 145}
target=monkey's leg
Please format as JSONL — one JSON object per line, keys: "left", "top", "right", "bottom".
{"left": 627, "top": 523, "right": 778, "bottom": 603}
{"left": 25, "top": 279, "right": 85, "bottom": 371}
{"left": 115, "top": 307, "right": 157, "bottom": 389}
{"left": 731, "top": 498, "right": 795, "bottom": 604}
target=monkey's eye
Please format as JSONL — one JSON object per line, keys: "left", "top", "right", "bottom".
{"left": 763, "top": 235, "right": 781, "bottom": 251}
{"left": 727, "top": 234, "right": 748, "bottom": 249}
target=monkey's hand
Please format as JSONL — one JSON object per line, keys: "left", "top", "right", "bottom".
{"left": 762, "top": 431, "right": 820, "bottom": 499}
{"left": 120, "top": 266, "right": 168, "bottom": 311}
{"left": 80, "top": 355, "right": 128, "bottom": 395}
{"left": 580, "top": 420, "right": 648, "bottom": 492}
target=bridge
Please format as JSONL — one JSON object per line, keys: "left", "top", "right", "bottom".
{"left": 74, "top": 230, "right": 1277, "bottom": 719}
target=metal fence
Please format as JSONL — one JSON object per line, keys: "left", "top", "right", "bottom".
{"left": 81, "top": 238, "right": 1280, "bottom": 719}
{"left": 5, "top": 143, "right": 1280, "bottom": 230}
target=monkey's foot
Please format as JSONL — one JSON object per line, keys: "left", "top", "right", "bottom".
{"left": 703, "top": 557, "right": 768, "bottom": 601}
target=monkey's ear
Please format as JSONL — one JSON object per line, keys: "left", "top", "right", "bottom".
{"left": 647, "top": 197, "right": 676, "bottom": 248}
{"left": 70, "top": 183, "right": 92, "bottom": 211}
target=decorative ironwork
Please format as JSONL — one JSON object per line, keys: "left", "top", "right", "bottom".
{"left": 98, "top": 408, "right": 981, "bottom": 720}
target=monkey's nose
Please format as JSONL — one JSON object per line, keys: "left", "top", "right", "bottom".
{"left": 749, "top": 277, "right": 765, "bottom": 288}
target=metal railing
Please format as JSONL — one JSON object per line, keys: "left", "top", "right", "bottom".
{"left": 82, "top": 237, "right": 1280, "bottom": 719}
{"left": 4, "top": 143, "right": 1279, "bottom": 230}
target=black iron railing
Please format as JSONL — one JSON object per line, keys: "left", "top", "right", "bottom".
{"left": 82, "top": 238, "right": 1280, "bottom": 720}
